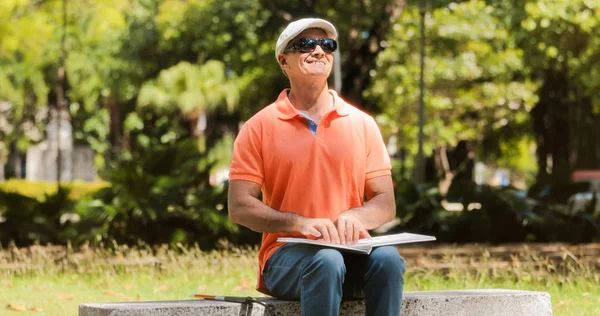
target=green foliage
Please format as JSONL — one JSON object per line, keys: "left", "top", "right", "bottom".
{"left": 2, "top": 0, "right": 600, "bottom": 246}
{"left": 390, "top": 177, "right": 600, "bottom": 243}
{"left": 513, "top": 0, "right": 600, "bottom": 182}
{"left": 0, "top": 140, "right": 260, "bottom": 248}
{"left": 137, "top": 60, "right": 238, "bottom": 119}
{"left": 0, "top": 186, "right": 76, "bottom": 246}
{"left": 0, "top": 179, "right": 107, "bottom": 199}
{"left": 71, "top": 139, "right": 246, "bottom": 248}
{"left": 480, "top": 133, "right": 538, "bottom": 186}
{"left": 0, "top": 0, "right": 62, "bottom": 159}
{"left": 366, "top": 1, "right": 539, "bottom": 178}
{"left": 148, "top": 0, "right": 278, "bottom": 119}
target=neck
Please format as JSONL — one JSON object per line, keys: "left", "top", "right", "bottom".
{"left": 288, "top": 80, "right": 331, "bottom": 115}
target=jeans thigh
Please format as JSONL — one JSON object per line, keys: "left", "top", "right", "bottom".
{"left": 263, "top": 243, "right": 337, "bottom": 299}
{"left": 264, "top": 244, "right": 377, "bottom": 299}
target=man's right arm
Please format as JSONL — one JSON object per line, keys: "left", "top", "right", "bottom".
{"left": 227, "top": 179, "right": 340, "bottom": 243}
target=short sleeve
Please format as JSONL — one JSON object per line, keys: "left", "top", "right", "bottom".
{"left": 365, "top": 117, "right": 392, "bottom": 179}
{"left": 229, "top": 121, "right": 264, "bottom": 185}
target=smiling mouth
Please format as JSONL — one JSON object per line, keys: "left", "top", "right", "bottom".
{"left": 306, "top": 61, "right": 326, "bottom": 65}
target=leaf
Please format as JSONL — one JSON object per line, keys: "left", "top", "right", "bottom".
{"left": 57, "top": 293, "right": 74, "bottom": 300}
{"left": 103, "top": 290, "right": 131, "bottom": 300}
{"left": 27, "top": 285, "right": 45, "bottom": 291}
{"left": 29, "top": 307, "right": 44, "bottom": 312}
{"left": 6, "top": 304, "right": 26, "bottom": 311}
{"left": 116, "top": 293, "right": 133, "bottom": 301}
{"left": 234, "top": 278, "right": 250, "bottom": 291}
{"left": 158, "top": 284, "right": 172, "bottom": 291}
{"left": 554, "top": 300, "right": 572, "bottom": 308}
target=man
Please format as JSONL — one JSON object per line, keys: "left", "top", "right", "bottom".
{"left": 228, "top": 18, "right": 405, "bottom": 316}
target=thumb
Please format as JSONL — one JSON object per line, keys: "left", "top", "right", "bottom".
{"left": 308, "top": 227, "right": 322, "bottom": 238}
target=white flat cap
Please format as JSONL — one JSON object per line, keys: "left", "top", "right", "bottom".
{"left": 275, "top": 18, "right": 337, "bottom": 60}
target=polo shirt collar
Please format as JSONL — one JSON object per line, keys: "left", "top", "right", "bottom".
{"left": 276, "top": 89, "right": 349, "bottom": 120}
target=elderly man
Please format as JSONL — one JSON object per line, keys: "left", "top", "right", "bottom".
{"left": 228, "top": 18, "right": 405, "bottom": 316}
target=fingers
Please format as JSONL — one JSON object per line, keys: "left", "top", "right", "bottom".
{"left": 337, "top": 217, "right": 347, "bottom": 245}
{"left": 318, "top": 223, "right": 331, "bottom": 242}
{"left": 352, "top": 222, "right": 360, "bottom": 244}
{"left": 345, "top": 219, "right": 354, "bottom": 244}
{"left": 306, "top": 218, "right": 369, "bottom": 245}
{"left": 327, "top": 221, "right": 340, "bottom": 244}
{"left": 312, "top": 220, "right": 339, "bottom": 244}
{"left": 307, "top": 227, "right": 321, "bottom": 238}
{"left": 335, "top": 215, "right": 367, "bottom": 245}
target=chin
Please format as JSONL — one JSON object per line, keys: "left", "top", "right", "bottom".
{"left": 305, "top": 68, "right": 332, "bottom": 77}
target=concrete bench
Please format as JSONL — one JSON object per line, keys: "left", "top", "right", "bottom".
{"left": 80, "top": 289, "right": 552, "bottom": 316}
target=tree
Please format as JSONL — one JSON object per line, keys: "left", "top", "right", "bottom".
{"left": 137, "top": 60, "right": 238, "bottom": 148}
{"left": 0, "top": 0, "right": 56, "bottom": 178}
{"left": 366, "top": 1, "right": 538, "bottom": 192}
{"left": 512, "top": 0, "right": 600, "bottom": 189}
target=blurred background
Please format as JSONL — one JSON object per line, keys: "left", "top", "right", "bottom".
{"left": 1, "top": 0, "right": 599, "bottom": 248}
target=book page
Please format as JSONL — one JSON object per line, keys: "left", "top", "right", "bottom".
{"left": 277, "top": 233, "right": 435, "bottom": 254}
{"left": 276, "top": 237, "right": 372, "bottom": 254}
{"left": 356, "top": 233, "right": 436, "bottom": 247}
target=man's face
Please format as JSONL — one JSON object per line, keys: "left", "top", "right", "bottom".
{"left": 279, "top": 28, "right": 334, "bottom": 80}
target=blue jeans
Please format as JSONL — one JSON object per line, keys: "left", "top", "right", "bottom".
{"left": 263, "top": 244, "right": 406, "bottom": 316}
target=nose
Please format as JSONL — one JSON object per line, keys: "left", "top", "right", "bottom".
{"left": 312, "top": 44, "right": 325, "bottom": 56}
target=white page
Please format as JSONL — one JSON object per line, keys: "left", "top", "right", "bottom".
{"left": 277, "top": 232, "right": 435, "bottom": 254}
{"left": 276, "top": 237, "right": 372, "bottom": 254}
{"left": 356, "top": 233, "right": 436, "bottom": 246}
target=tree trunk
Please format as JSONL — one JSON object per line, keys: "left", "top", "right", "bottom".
{"left": 572, "top": 87, "right": 600, "bottom": 169}
{"left": 433, "top": 142, "right": 475, "bottom": 210}
{"left": 106, "top": 91, "right": 121, "bottom": 161}
{"left": 341, "top": 1, "right": 407, "bottom": 111}
{"left": 531, "top": 96, "right": 548, "bottom": 185}
{"left": 531, "top": 69, "right": 572, "bottom": 187}
{"left": 4, "top": 141, "right": 22, "bottom": 179}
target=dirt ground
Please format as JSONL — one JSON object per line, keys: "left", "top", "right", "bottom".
{"left": 397, "top": 242, "right": 600, "bottom": 271}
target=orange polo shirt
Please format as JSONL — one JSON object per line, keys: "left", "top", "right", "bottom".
{"left": 229, "top": 89, "right": 391, "bottom": 294}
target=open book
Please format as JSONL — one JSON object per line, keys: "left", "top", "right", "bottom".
{"left": 277, "top": 232, "right": 436, "bottom": 255}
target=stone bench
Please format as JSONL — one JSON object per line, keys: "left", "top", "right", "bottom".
{"left": 79, "top": 289, "right": 552, "bottom": 316}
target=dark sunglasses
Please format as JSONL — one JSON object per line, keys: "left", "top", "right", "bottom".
{"left": 284, "top": 38, "right": 338, "bottom": 53}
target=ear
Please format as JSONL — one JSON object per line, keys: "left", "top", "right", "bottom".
{"left": 278, "top": 55, "right": 288, "bottom": 68}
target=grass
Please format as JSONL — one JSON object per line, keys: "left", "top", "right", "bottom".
{"left": 1, "top": 244, "right": 598, "bottom": 315}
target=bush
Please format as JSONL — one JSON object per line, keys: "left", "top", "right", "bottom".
{"left": 389, "top": 178, "right": 600, "bottom": 243}
{"left": 0, "top": 140, "right": 262, "bottom": 249}
{"left": 0, "top": 186, "right": 78, "bottom": 246}
{"left": 70, "top": 139, "right": 257, "bottom": 248}
{"left": 0, "top": 179, "right": 108, "bottom": 200}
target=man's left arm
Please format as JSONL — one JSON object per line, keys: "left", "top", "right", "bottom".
{"left": 336, "top": 175, "right": 396, "bottom": 244}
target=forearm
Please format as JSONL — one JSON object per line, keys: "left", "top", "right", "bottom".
{"left": 228, "top": 195, "right": 302, "bottom": 233}
{"left": 345, "top": 191, "right": 396, "bottom": 230}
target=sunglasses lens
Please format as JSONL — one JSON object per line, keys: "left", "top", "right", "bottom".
{"left": 297, "top": 38, "right": 318, "bottom": 52}
{"left": 288, "top": 38, "right": 337, "bottom": 53}
{"left": 319, "top": 39, "right": 337, "bottom": 52}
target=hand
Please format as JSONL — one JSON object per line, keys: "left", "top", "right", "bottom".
{"left": 335, "top": 212, "right": 370, "bottom": 245}
{"left": 297, "top": 217, "right": 340, "bottom": 244}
